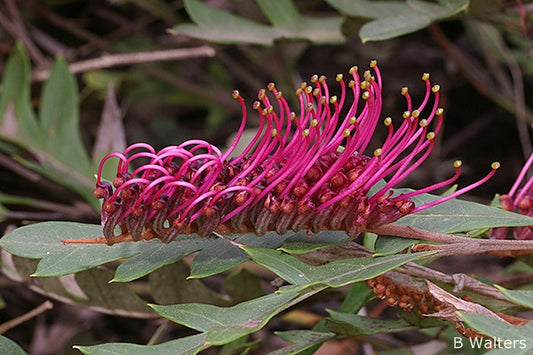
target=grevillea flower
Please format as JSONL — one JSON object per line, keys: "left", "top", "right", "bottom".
{"left": 94, "top": 61, "right": 499, "bottom": 244}
{"left": 491, "top": 153, "right": 533, "bottom": 240}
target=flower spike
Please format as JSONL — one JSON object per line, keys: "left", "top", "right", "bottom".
{"left": 94, "top": 62, "right": 497, "bottom": 244}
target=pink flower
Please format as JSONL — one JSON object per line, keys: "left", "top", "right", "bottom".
{"left": 490, "top": 153, "right": 533, "bottom": 240}
{"left": 94, "top": 61, "right": 498, "bottom": 244}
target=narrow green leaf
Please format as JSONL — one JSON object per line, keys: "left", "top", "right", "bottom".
{"left": 459, "top": 313, "right": 533, "bottom": 354}
{"left": 257, "top": 0, "right": 304, "bottom": 32}
{"left": 337, "top": 282, "right": 374, "bottom": 313}
{"left": 189, "top": 239, "right": 249, "bottom": 279}
{"left": 279, "top": 231, "right": 349, "bottom": 254}
{"left": 150, "top": 292, "right": 300, "bottom": 345}
{"left": 353, "top": 0, "right": 469, "bottom": 42}
{"left": 0, "top": 335, "right": 26, "bottom": 355}
{"left": 324, "top": 0, "right": 411, "bottom": 18}
{"left": 223, "top": 268, "right": 266, "bottom": 304}
{"left": 174, "top": 0, "right": 275, "bottom": 45}
{"left": 326, "top": 310, "right": 414, "bottom": 335}
{"left": 39, "top": 57, "right": 92, "bottom": 175}
{"left": 244, "top": 247, "right": 433, "bottom": 292}
{"left": 75, "top": 333, "right": 207, "bottom": 355}
{"left": 75, "top": 268, "right": 154, "bottom": 317}
{"left": 174, "top": 0, "right": 343, "bottom": 45}
{"left": 360, "top": 15, "right": 431, "bottom": 42}
{"left": 148, "top": 261, "right": 229, "bottom": 305}
{"left": 37, "top": 57, "right": 95, "bottom": 202}
{"left": 374, "top": 235, "right": 418, "bottom": 256}
{"left": 396, "top": 191, "right": 533, "bottom": 233}
{"left": 270, "top": 331, "right": 336, "bottom": 355}
{"left": 0, "top": 222, "right": 103, "bottom": 258}
{"left": 189, "top": 232, "right": 292, "bottom": 279}
{"left": 0, "top": 43, "right": 42, "bottom": 145}
{"left": 112, "top": 238, "right": 207, "bottom": 282}
{"left": 494, "top": 285, "right": 533, "bottom": 309}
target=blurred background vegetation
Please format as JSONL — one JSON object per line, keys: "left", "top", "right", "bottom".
{"left": 0, "top": 0, "right": 531, "bottom": 353}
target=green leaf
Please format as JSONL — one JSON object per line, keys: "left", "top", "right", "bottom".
{"left": 36, "top": 57, "right": 94, "bottom": 201}
{"left": 0, "top": 222, "right": 207, "bottom": 280}
{"left": 175, "top": 0, "right": 276, "bottom": 45}
{"left": 174, "top": 0, "right": 343, "bottom": 45}
{"left": 459, "top": 313, "right": 533, "bottom": 354}
{"left": 279, "top": 231, "right": 350, "bottom": 254}
{"left": 243, "top": 247, "right": 433, "bottom": 292}
{"left": 189, "top": 231, "right": 292, "bottom": 279}
{"left": 0, "top": 43, "right": 42, "bottom": 145}
{"left": 494, "top": 285, "right": 533, "bottom": 309}
{"left": 373, "top": 235, "right": 419, "bottom": 256}
{"left": 337, "top": 282, "right": 374, "bottom": 313}
{"left": 395, "top": 191, "right": 533, "bottom": 233}
{"left": 150, "top": 292, "right": 301, "bottom": 345}
{"left": 223, "top": 268, "right": 266, "bottom": 304}
{"left": 75, "top": 333, "right": 207, "bottom": 355}
{"left": 74, "top": 268, "right": 154, "bottom": 317}
{"left": 325, "top": 0, "right": 469, "bottom": 42}
{"left": 39, "top": 57, "right": 92, "bottom": 174}
{"left": 148, "top": 261, "right": 229, "bottom": 305}
{"left": 0, "top": 335, "right": 27, "bottom": 355}
{"left": 325, "top": 0, "right": 412, "bottom": 18}
{"left": 112, "top": 238, "right": 207, "bottom": 282}
{"left": 270, "top": 331, "right": 336, "bottom": 355}
{"left": 326, "top": 310, "right": 414, "bottom": 335}
{"left": 189, "top": 238, "right": 249, "bottom": 279}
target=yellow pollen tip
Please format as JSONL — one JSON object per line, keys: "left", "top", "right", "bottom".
{"left": 253, "top": 101, "right": 261, "bottom": 110}
{"left": 319, "top": 75, "right": 326, "bottom": 83}
{"left": 370, "top": 60, "right": 377, "bottom": 68}
{"left": 305, "top": 86, "right": 313, "bottom": 94}
{"left": 454, "top": 160, "right": 462, "bottom": 168}
{"left": 310, "top": 119, "right": 318, "bottom": 127}
{"left": 336, "top": 73, "right": 343, "bottom": 82}
{"left": 302, "top": 129, "right": 310, "bottom": 137}
{"left": 276, "top": 91, "right": 283, "bottom": 99}
{"left": 432, "top": 84, "right": 440, "bottom": 93}
{"left": 311, "top": 74, "right": 318, "bottom": 83}
{"left": 360, "top": 81, "right": 368, "bottom": 89}
{"left": 267, "top": 83, "right": 275, "bottom": 91}
{"left": 436, "top": 108, "right": 444, "bottom": 116}
{"left": 412, "top": 109, "right": 420, "bottom": 118}
{"left": 349, "top": 116, "right": 356, "bottom": 124}
{"left": 313, "top": 88, "right": 320, "bottom": 96}
{"left": 258, "top": 89, "right": 266, "bottom": 100}
{"left": 290, "top": 112, "right": 296, "bottom": 120}
{"left": 232, "top": 90, "right": 240, "bottom": 99}
{"left": 403, "top": 111, "right": 411, "bottom": 119}
{"left": 422, "top": 73, "right": 430, "bottom": 81}
{"left": 348, "top": 80, "right": 355, "bottom": 88}
{"left": 384, "top": 117, "right": 392, "bottom": 126}
{"left": 271, "top": 128, "right": 278, "bottom": 137}
{"left": 349, "top": 66, "right": 358, "bottom": 75}
{"left": 330, "top": 96, "right": 338, "bottom": 104}
{"left": 266, "top": 105, "right": 273, "bottom": 114}
{"left": 362, "top": 91, "right": 370, "bottom": 100}
{"left": 401, "top": 87, "right": 408, "bottom": 95}
{"left": 300, "top": 82, "right": 307, "bottom": 90}
{"left": 374, "top": 148, "right": 382, "bottom": 157}
{"left": 419, "top": 119, "right": 427, "bottom": 127}
{"left": 295, "top": 88, "right": 302, "bottom": 96}
{"left": 426, "top": 132, "right": 435, "bottom": 140}
{"left": 363, "top": 70, "right": 371, "bottom": 81}
{"left": 343, "top": 129, "right": 350, "bottom": 137}
{"left": 306, "top": 103, "right": 314, "bottom": 112}
{"left": 320, "top": 96, "right": 326, "bottom": 104}
{"left": 491, "top": 162, "right": 500, "bottom": 170}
